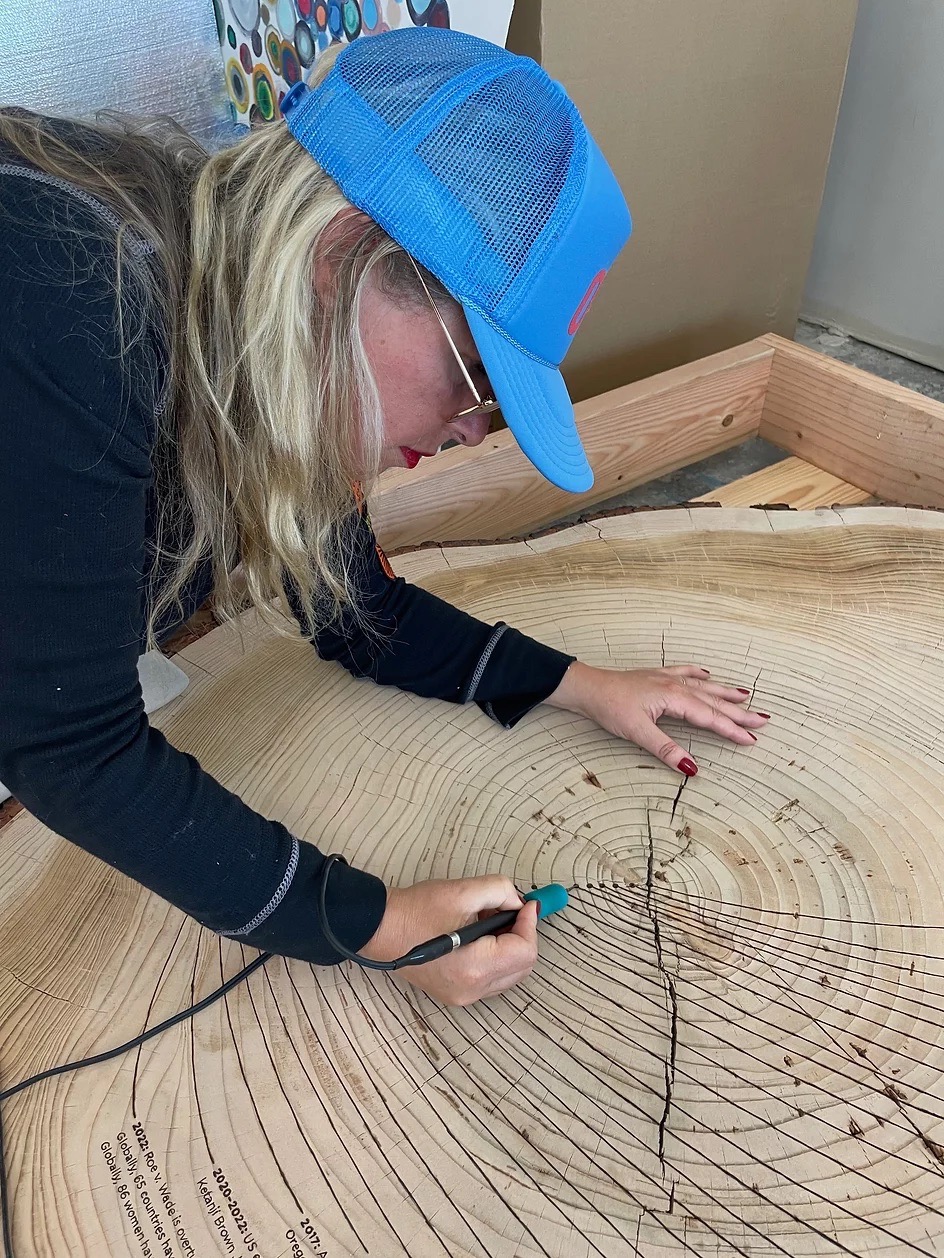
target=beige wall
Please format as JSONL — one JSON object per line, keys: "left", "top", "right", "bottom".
{"left": 803, "top": 0, "right": 944, "bottom": 371}
{"left": 508, "top": 0, "right": 858, "bottom": 401}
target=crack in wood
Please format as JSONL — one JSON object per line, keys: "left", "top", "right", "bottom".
{"left": 669, "top": 774, "right": 688, "bottom": 825}
{"left": 646, "top": 812, "right": 679, "bottom": 1178}
{"left": 4, "top": 969, "right": 103, "bottom": 1012}
{"left": 662, "top": 825, "right": 694, "bottom": 869}
{"left": 881, "top": 1079, "right": 944, "bottom": 1178}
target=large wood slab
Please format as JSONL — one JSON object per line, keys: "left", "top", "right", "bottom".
{"left": 4, "top": 507, "right": 944, "bottom": 1255}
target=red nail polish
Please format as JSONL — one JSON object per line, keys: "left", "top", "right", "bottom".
{"left": 678, "top": 758, "right": 698, "bottom": 777}
{"left": 737, "top": 688, "right": 751, "bottom": 695}
{"left": 747, "top": 732, "right": 757, "bottom": 742}
{"left": 758, "top": 713, "right": 771, "bottom": 720}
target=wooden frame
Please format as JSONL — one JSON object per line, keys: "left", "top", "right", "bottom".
{"left": 372, "top": 333, "right": 944, "bottom": 551}
{"left": 0, "top": 332, "right": 939, "bottom": 838}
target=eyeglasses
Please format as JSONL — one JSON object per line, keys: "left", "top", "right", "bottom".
{"left": 408, "top": 255, "right": 501, "bottom": 421}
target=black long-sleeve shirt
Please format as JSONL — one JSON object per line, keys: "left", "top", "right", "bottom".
{"left": 0, "top": 148, "right": 573, "bottom": 963}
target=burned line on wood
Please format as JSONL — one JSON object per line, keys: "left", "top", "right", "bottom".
{"left": 546, "top": 887, "right": 944, "bottom": 1197}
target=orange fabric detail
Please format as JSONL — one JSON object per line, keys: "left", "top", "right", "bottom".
{"left": 352, "top": 481, "right": 395, "bottom": 579}
{"left": 375, "top": 543, "right": 395, "bottom": 579}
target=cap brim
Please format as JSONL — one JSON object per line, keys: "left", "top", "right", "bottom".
{"left": 464, "top": 307, "right": 593, "bottom": 494}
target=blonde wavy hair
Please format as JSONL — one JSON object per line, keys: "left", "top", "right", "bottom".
{"left": 0, "top": 49, "right": 447, "bottom": 647}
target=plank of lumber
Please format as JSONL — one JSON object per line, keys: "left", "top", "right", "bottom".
{"left": 693, "top": 456, "right": 872, "bottom": 509}
{"left": 371, "top": 339, "right": 774, "bottom": 549}
{"left": 760, "top": 333, "right": 944, "bottom": 507}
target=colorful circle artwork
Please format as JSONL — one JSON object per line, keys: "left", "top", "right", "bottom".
{"left": 253, "top": 64, "right": 277, "bottom": 119}
{"left": 407, "top": 0, "right": 448, "bottom": 24}
{"left": 225, "top": 57, "right": 250, "bottom": 112}
{"left": 215, "top": 0, "right": 452, "bottom": 126}
{"left": 275, "top": 0, "right": 296, "bottom": 38}
{"left": 265, "top": 25, "right": 282, "bottom": 68}
{"left": 361, "top": 0, "right": 379, "bottom": 31}
{"left": 212, "top": 0, "right": 225, "bottom": 43}
{"left": 229, "top": 0, "right": 260, "bottom": 33}
{"left": 294, "top": 20, "right": 316, "bottom": 65}
{"left": 342, "top": 0, "right": 362, "bottom": 41}
{"left": 327, "top": 1, "right": 343, "bottom": 40}
{"left": 280, "top": 42, "right": 302, "bottom": 84}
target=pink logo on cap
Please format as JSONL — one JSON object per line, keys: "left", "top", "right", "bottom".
{"left": 568, "top": 270, "right": 607, "bottom": 336}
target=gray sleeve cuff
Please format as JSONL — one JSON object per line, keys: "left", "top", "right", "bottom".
{"left": 459, "top": 623, "right": 509, "bottom": 704}
{"left": 220, "top": 836, "right": 300, "bottom": 937}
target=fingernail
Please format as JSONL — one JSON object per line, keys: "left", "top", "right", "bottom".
{"left": 747, "top": 732, "right": 757, "bottom": 742}
{"left": 737, "top": 688, "right": 751, "bottom": 695}
{"left": 678, "top": 758, "right": 698, "bottom": 777}
{"left": 758, "top": 713, "right": 771, "bottom": 720}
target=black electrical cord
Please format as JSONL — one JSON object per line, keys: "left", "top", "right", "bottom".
{"left": 0, "top": 853, "right": 499, "bottom": 1256}
{"left": 318, "top": 854, "right": 401, "bottom": 969}
{"left": 0, "top": 949, "right": 271, "bottom": 1258}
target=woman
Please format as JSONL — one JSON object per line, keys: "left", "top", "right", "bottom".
{"left": 0, "top": 29, "right": 766, "bottom": 1007}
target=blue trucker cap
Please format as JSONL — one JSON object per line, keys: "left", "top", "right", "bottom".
{"left": 281, "top": 27, "right": 632, "bottom": 493}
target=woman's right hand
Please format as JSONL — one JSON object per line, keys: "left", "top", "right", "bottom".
{"left": 359, "top": 874, "right": 540, "bottom": 1007}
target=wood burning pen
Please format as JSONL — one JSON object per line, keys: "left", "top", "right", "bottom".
{"left": 393, "top": 882, "right": 570, "bottom": 967}
{"left": 318, "top": 856, "right": 569, "bottom": 971}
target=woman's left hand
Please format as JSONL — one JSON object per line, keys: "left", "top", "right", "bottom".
{"left": 545, "top": 661, "right": 769, "bottom": 776}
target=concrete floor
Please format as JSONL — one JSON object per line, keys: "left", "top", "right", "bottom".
{"left": 561, "top": 319, "right": 944, "bottom": 520}
{"left": 795, "top": 320, "right": 944, "bottom": 404}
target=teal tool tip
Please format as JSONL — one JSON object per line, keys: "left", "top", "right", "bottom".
{"left": 522, "top": 883, "right": 569, "bottom": 920}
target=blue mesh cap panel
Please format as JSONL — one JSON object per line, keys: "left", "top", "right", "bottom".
{"left": 414, "top": 71, "right": 584, "bottom": 311}
{"left": 283, "top": 76, "right": 510, "bottom": 301}
{"left": 287, "top": 28, "right": 594, "bottom": 316}
{"left": 323, "top": 28, "right": 585, "bottom": 311}
{"left": 337, "top": 27, "right": 506, "bottom": 132}
{"left": 282, "top": 26, "right": 632, "bottom": 490}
